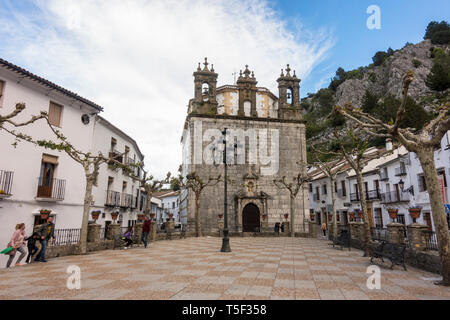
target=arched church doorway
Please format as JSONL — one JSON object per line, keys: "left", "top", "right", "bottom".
{"left": 242, "top": 203, "right": 260, "bottom": 232}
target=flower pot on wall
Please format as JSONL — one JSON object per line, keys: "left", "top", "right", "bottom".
{"left": 408, "top": 207, "right": 421, "bottom": 223}
{"left": 150, "top": 213, "right": 156, "bottom": 219}
{"left": 349, "top": 212, "right": 355, "bottom": 221}
{"left": 91, "top": 211, "right": 101, "bottom": 221}
{"left": 387, "top": 208, "right": 398, "bottom": 222}
{"left": 111, "top": 212, "right": 119, "bottom": 221}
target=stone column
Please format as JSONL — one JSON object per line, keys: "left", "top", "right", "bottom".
{"left": 407, "top": 223, "right": 428, "bottom": 251}
{"left": 134, "top": 223, "right": 143, "bottom": 244}
{"left": 166, "top": 220, "right": 174, "bottom": 240}
{"left": 309, "top": 221, "right": 318, "bottom": 238}
{"left": 149, "top": 221, "right": 157, "bottom": 242}
{"left": 87, "top": 224, "right": 101, "bottom": 243}
{"left": 106, "top": 223, "right": 121, "bottom": 240}
{"left": 387, "top": 223, "right": 405, "bottom": 245}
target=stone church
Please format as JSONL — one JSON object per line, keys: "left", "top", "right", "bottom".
{"left": 180, "top": 58, "right": 309, "bottom": 235}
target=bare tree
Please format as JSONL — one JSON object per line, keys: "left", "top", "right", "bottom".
{"left": 173, "top": 169, "right": 221, "bottom": 237}
{"left": 337, "top": 71, "right": 450, "bottom": 285}
{"left": 309, "top": 144, "right": 345, "bottom": 240}
{"left": 332, "top": 129, "right": 384, "bottom": 256}
{"left": 1, "top": 103, "right": 46, "bottom": 143}
{"left": 273, "top": 162, "right": 310, "bottom": 237}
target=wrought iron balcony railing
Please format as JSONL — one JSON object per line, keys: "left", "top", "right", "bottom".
{"left": 121, "top": 193, "right": 133, "bottom": 208}
{"left": 350, "top": 192, "right": 359, "bottom": 202}
{"left": 380, "top": 191, "right": 410, "bottom": 204}
{"left": 395, "top": 167, "right": 407, "bottom": 176}
{"left": 36, "top": 177, "right": 66, "bottom": 200}
{"left": 105, "top": 190, "right": 121, "bottom": 206}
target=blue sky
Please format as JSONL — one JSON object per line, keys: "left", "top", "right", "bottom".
{"left": 0, "top": 0, "right": 448, "bottom": 176}
{"left": 275, "top": 0, "right": 450, "bottom": 95}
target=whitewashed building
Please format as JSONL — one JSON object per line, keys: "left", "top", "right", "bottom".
{"left": 155, "top": 190, "right": 181, "bottom": 224}
{"left": 0, "top": 58, "right": 146, "bottom": 266}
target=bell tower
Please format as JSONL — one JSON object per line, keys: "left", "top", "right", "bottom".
{"left": 192, "top": 57, "right": 218, "bottom": 114}
{"left": 277, "top": 64, "right": 302, "bottom": 120}
{"left": 236, "top": 65, "right": 258, "bottom": 117}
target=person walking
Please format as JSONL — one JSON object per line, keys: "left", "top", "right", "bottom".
{"left": 34, "top": 216, "right": 55, "bottom": 263}
{"left": 141, "top": 216, "right": 151, "bottom": 248}
{"left": 25, "top": 226, "right": 42, "bottom": 264}
{"left": 123, "top": 227, "right": 134, "bottom": 249}
{"left": 274, "top": 222, "right": 280, "bottom": 236}
{"left": 321, "top": 222, "right": 327, "bottom": 237}
{"left": 6, "top": 223, "right": 27, "bottom": 268}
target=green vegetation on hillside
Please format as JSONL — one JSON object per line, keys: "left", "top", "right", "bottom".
{"left": 425, "top": 21, "right": 450, "bottom": 44}
{"left": 426, "top": 47, "right": 450, "bottom": 91}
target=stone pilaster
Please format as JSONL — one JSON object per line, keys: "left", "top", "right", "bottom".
{"left": 407, "top": 223, "right": 428, "bottom": 251}
{"left": 106, "top": 223, "right": 121, "bottom": 240}
{"left": 134, "top": 223, "right": 143, "bottom": 244}
{"left": 149, "top": 221, "right": 157, "bottom": 242}
{"left": 87, "top": 223, "right": 101, "bottom": 243}
{"left": 387, "top": 223, "right": 406, "bottom": 245}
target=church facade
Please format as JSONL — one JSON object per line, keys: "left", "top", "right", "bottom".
{"left": 180, "top": 58, "right": 309, "bottom": 235}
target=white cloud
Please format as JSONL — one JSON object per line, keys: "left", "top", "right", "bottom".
{"left": 0, "top": 0, "right": 334, "bottom": 178}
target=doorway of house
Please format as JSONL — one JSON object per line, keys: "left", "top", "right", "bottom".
{"left": 242, "top": 203, "right": 260, "bottom": 232}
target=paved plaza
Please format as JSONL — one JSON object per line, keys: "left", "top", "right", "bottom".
{"left": 1, "top": 236, "right": 449, "bottom": 300}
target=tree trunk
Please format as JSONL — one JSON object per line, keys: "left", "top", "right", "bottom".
{"left": 290, "top": 194, "right": 295, "bottom": 237}
{"left": 144, "top": 189, "right": 152, "bottom": 215}
{"left": 330, "top": 176, "right": 338, "bottom": 240}
{"left": 79, "top": 173, "right": 93, "bottom": 254}
{"left": 417, "top": 148, "right": 450, "bottom": 285}
{"left": 356, "top": 169, "right": 372, "bottom": 256}
{"left": 195, "top": 194, "right": 202, "bottom": 237}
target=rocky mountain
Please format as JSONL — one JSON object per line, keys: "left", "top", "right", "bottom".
{"left": 303, "top": 39, "right": 450, "bottom": 144}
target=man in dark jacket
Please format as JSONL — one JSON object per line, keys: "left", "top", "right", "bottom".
{"left": 34, "top": 216, "right": 55, "bottom": 263}
{"left": 142, "top": 215, "right": 151, "bottom": 248}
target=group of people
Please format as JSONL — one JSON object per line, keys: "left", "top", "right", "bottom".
{"left": 273, "top": 222, "right": 285, "bottom": 235}
{"left": 122, "top": 215, "right": 152, "bottom": 249}
{"left": 4, "top": 216, "right": 55, "bottom": 268}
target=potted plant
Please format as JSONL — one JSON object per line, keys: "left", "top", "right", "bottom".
{"left": 310, "top": 213, "right": 315, "bottom": 221}
{"left": 137, "top": 213, "right": 144, "bottom": 221}
{"left": 408, "top": 206, "right": 422, "bottom": 223}
{"left": 218, "top": 213, "right": 223, "bottom": 219}
{"left": 150, "top": 212, "right": 156, "bottom": 220}
{"left": 39, "top": 209, "right": 51, "bottom": 220}
{"left": 111, "top": 211, "right": 119, "bottom": 221}
{"left": 284, "top": 213, "right": 289, "bottom": 221}
{"left": 349, "top": 212, "right": 355, "bottom": 221}
{"left": 91, "top": 210, "right": 101, "bottom": 221}
{"left": 262, "top": 214, "right": 267, "bottom": 221}
{"left": 387, "top": 208, "right": 398, "bottom": 221}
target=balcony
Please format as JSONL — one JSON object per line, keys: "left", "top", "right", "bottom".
{"left": 366, "top": 189, "right": 381, "bottom": 201}
{"left": 105, "top": 190, "right": 121, "bottom": 207}
{"left": 395, "top": 167, "right": 407, "bottom": 176}
{"left": 313, "top": 193, "right": 320, "bottom": 201}
{"left": 379, "top": 171, "right": 389, "bottom": 181}
{"left": 36, "top": 177, "right": 66, "bottom": 201}
{"left": 121, "top": 193, "right": 133, "bottom": 208}
{"left": 350, "top": 192, "right": 359, "bottom": 202}
{"left": 380, "top": 191, "right": 410, "bottom": 204}
{"left": 0, "top": 170, "right": 14, "bottom": 198}
{"left": 108, "top": 151, "right": 123, "bottom": 168}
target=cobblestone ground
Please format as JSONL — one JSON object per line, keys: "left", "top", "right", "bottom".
{"left": 0, "top": 236, "right": 449, "bottom": 300}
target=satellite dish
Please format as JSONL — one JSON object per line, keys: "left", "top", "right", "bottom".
{"left": 81, "top": 114, "right": 90, "bottom": 125}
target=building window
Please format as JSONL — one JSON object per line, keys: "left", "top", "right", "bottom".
{"left": 322, "top": 184, "right": 327, "bottom": 195}
{"left": 374, "top": 208, "right": 383, "bottom": 228}
{"left": 48, "top": 102, "right": 63, "bottom": 127}
{"left": 172, "top": 202, "right": 175, "bottom": 209}
{"left": 111, "top": 137, "right": 117, "bottom": 151}
{"left": 418, "top": 174, "right": 427, "bottom": 192}
{"left": 309, "top": 183, "right": 313, "bottom": 193}
{"left": 341, "top": 181, "right": 346, "bottom": 196}
{"left": 0, "top": 80, "right": 4, "bottom": 107}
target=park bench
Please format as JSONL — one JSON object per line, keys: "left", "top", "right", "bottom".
{"left": 329, "top": 229, "right": 351, "bottom": 251}
{"left": 370, "top": 241, "right": 407, "bottom": 271}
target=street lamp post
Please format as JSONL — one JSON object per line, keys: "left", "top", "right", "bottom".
{"left": 221, "top": 128, "right": 232, "bottom": 253}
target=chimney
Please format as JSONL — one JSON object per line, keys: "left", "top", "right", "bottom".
{"left": 386, "top": 138, "right": 393, "bottom": 151}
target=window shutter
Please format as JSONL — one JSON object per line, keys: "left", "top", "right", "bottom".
{"left": 49, "top": 102, "right": 63, "bottom": 126}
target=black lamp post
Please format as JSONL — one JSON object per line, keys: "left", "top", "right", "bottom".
{"left": 221, "top": 128, "right": 232, "bottom": 253}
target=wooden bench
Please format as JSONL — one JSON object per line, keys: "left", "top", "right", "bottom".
{"left": 329, "top": 229, "right": 351, "bottom": 251}
{"left": 370, "top": 241, "right": 407, "bottom": 271}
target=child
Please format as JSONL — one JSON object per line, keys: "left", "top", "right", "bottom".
{"left": 25, "top": 226, "right": 42, "bottom": 264}
{"left": 122, "top": 227, "right": 134, "bottom": 249}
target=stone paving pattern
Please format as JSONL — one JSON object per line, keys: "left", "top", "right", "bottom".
{"left": 0, "top": 237, "right": 449, "bottom": 300}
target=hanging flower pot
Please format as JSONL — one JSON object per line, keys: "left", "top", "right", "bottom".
{"left": 284, "top": 213, "right": 289, "bottom": 220}
{"left": 111, "top": 212, "right": 119, "bottom": 221}
{"left": 349, "top": 212, "right": 355, "bottom": 220}
{"left": 408, "top": 206, "right": 422, "bottom": 222}
{"left": 387, "top": 208, "right": 398, "bottom": 220}
{"left": 91, "top": 210, "right": 101, "bottom": 221}
{"left": 262, "top": 214, "right": 267, "bottom": 221}
{"left": 150, "top": 212, "right": 156, "bottom": 219}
